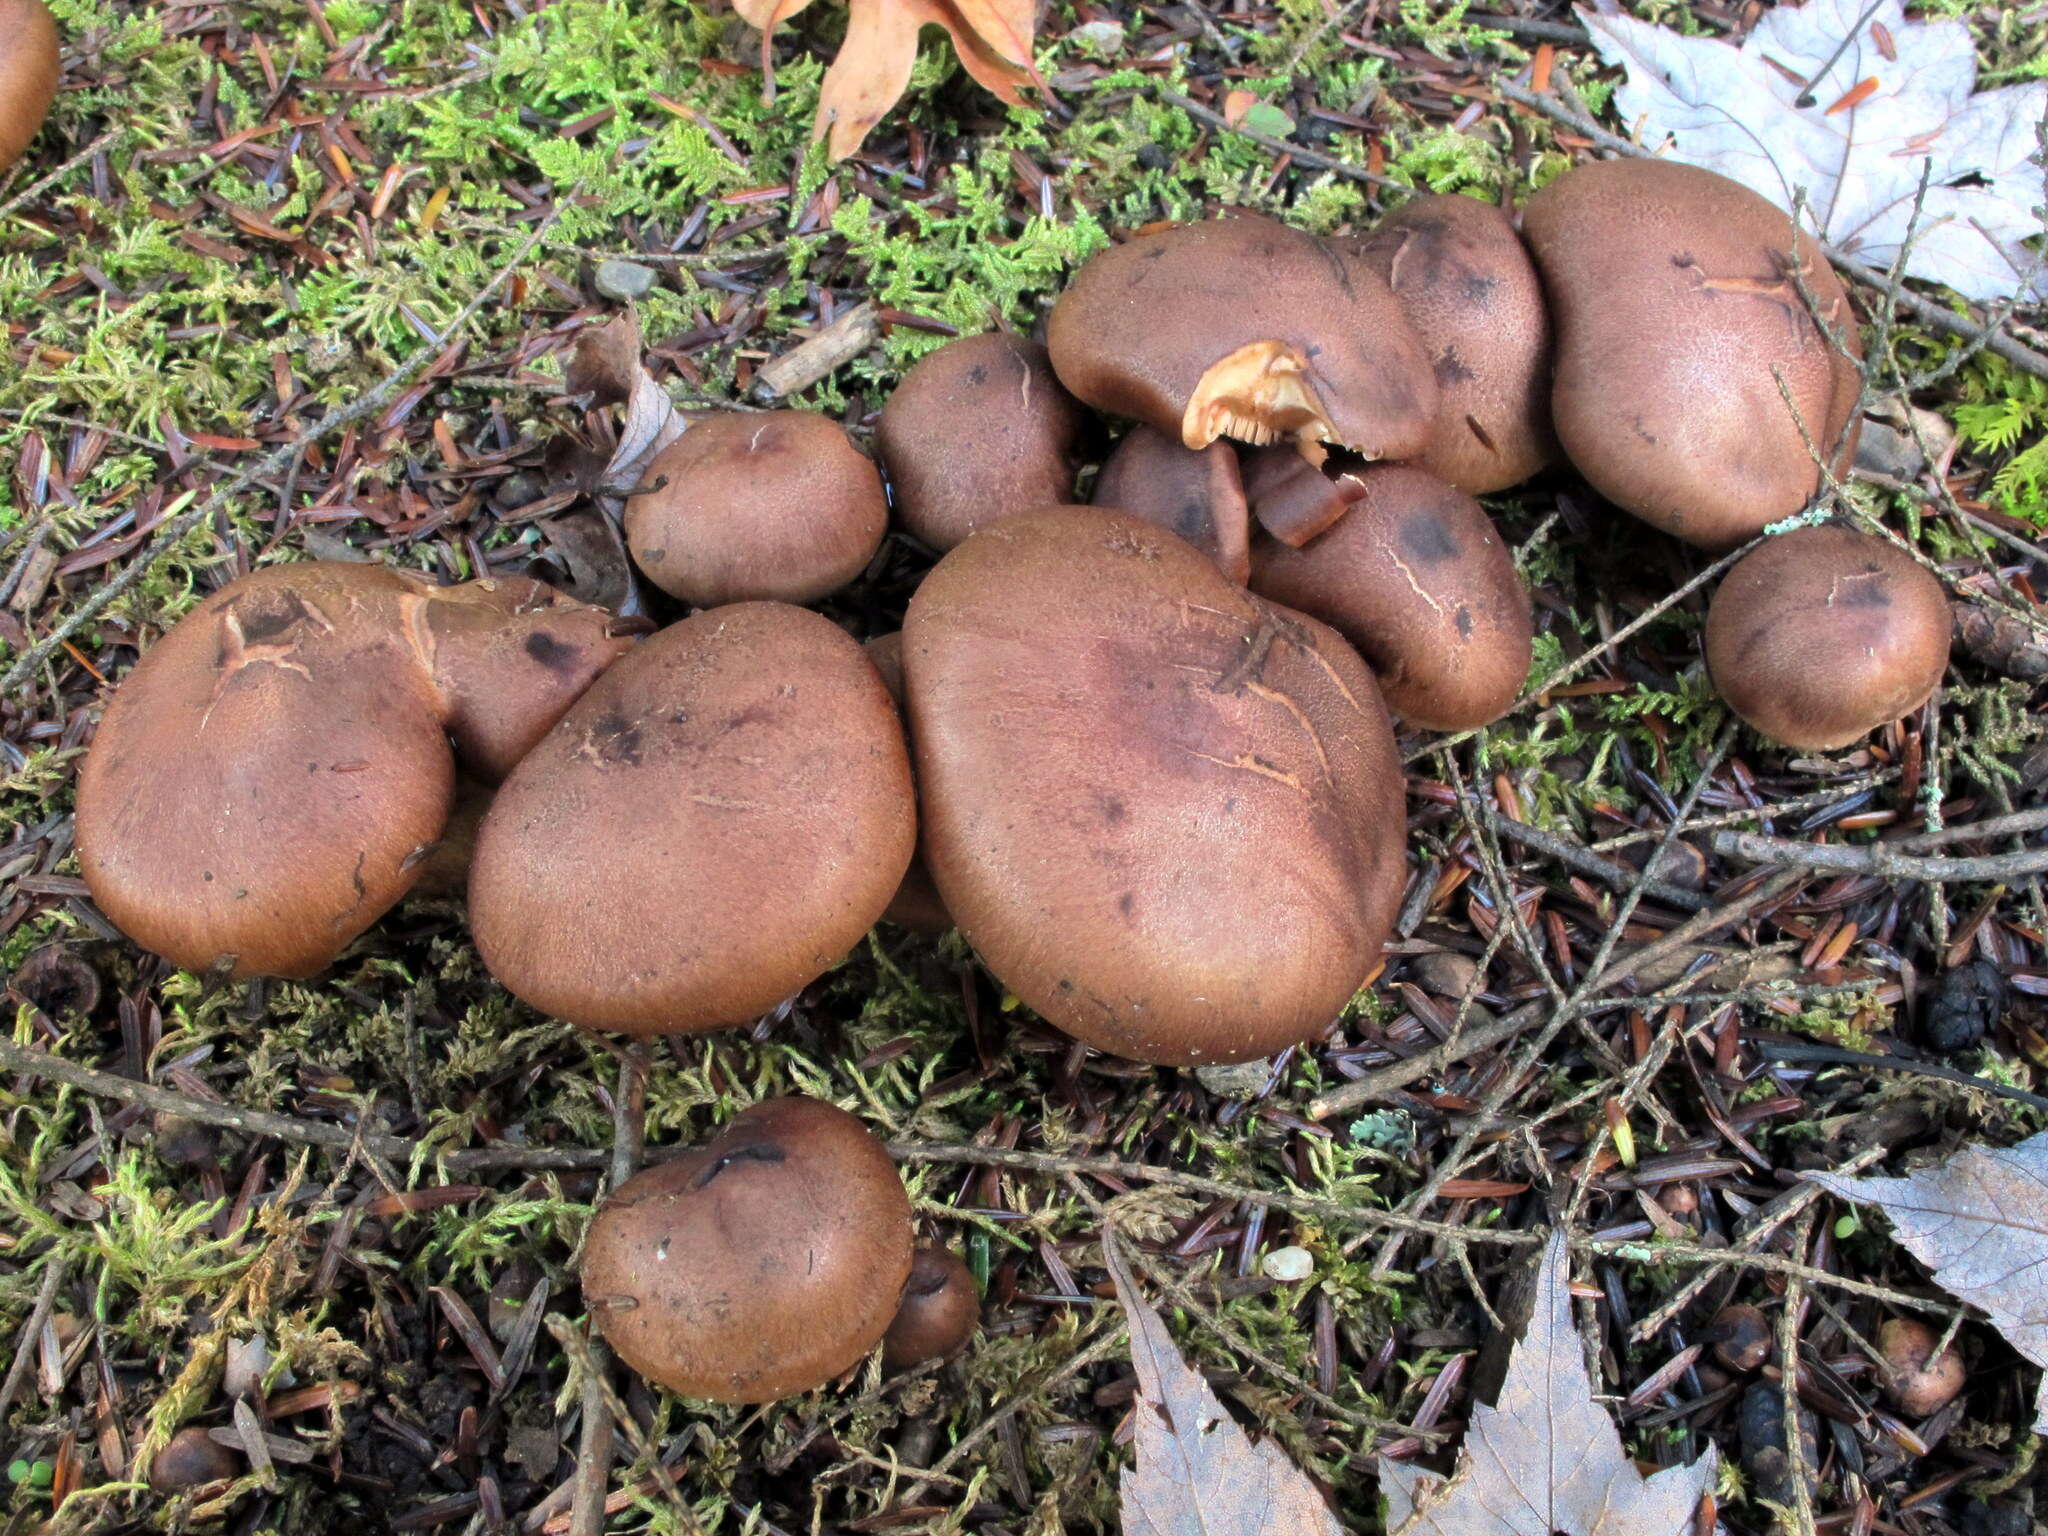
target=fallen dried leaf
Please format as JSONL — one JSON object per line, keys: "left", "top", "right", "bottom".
{"left": 1807, "top": 1133, "right": 2048, "bottom": 1432}
{"left": 1380, "top": 1231, "right": 1717, "bottom": 1535}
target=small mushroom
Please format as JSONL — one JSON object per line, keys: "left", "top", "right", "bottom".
{"left": 904, "top": 505, "right": 1407, "bottom": 1065}
{"left": 1354, "top": 193, "right": 1558, "bottom": 494}
{"left": 0, "top": 1, "right": 58, "bottom": 174}
{"left": 470, "top": 602, "right": 915, "bottom": 1034}
{"left": 1091, "top": 426, "right": 1252, "bottom": 583}
{"left": 1047, "top": 214, "right": 1437, "bottom": 464}
{"left": 1238, "top": 444, "right": 1369, "bottom": 548}
{"left": 1877, "top": 1318, "right": 1965, "bottom": 1418}
{"left": 1250, "top": 465, "right": 1532, "bottom": 731}
{"left": 1706, "top": 1303, "right": 1772, "bottom": 1373}
{"left": 148, "top": 1427, "right": 239, "bottom": 1494}
{"left": 1521, "top": 159, "right": 1862, "bottom": 549}
{"left": 625, "top": 411, "right": 887, "bottom": 606}
{"left": 75, "top": 564, "right": 635, "bottom": 978}
{"left": 1704, "top": 524, "right": 1950, "bottom": 750}
{"left": 864, "top": 632, "right": 952, "bottom": 935}
{"left": 882, "top": 1245, "right": 980, "bottom": 1369}
{"left": 876, "top": 332, "right": 1089, "bottom": 551}
{"left": 581, "top": 1097, "right": 913, "bottom": 1402}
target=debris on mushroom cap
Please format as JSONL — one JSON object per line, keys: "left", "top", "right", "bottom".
{"left": 1521, "top": 158, "right": 1863, "bottom": 550}
{"left": 1250, "top": 464, "right": 1533, "bottom": 732}
{"left": 0, "top": 1, "right": 59, "bottom": 174}
{"left": 148, "top": 1426, "right": 240, "bottom": 1493}
{"left": 624, "top": 410, "right": 887, "bottom": 608}
{"left": 74, "top": 563, "right": 638, "bottom": 980}
{"left": 864, "top": 633, "right": 953, "bottom": 935}
{"left": 903, "top": 505, "right": 1406, "bottom": 1067}
{"left": 1091, "top": 425, "right": 1252, "bottom": 583}
{"left": 1238, "top": 444, "right": 1370, "bottom": 549}
{"left": 1046, "top": 214, "right": 1438, "bottom": 466}
{"left": 876, "top": 332, "right": 1090, "bottom": 551}
{"left": 581, "top": 1097, "right": 913, "bottom": 1403}
{"left": 882, "top": 1244, "right": 980, "bottom": 1370}
{"left": 1704, "top": 523, "right": 1950, "bottom": 751}
{"left": 1354, "top": 192, "right": 1559, "bottom": 495}
{"left": 469, "top": 602, "right": 915, "bottom": 1035}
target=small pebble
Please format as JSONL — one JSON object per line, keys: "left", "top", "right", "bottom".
{"left": 1852, "top": 418, "right": 1925, "bottom": 483}
{"left": 1412, "top": 950, "right": 1480, "bottom": 998}
{"left": 1194, "top": 1059, "right": 1270, "bottom": 1101}
{"left": 595, "top": 259, "right": 658, "bottom": 302}
{"left": 1261, "top": 1246, "right": 1314, "bottom": 1283}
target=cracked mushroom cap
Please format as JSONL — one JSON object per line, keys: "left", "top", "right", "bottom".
{"left": 1251, "top": 464, "right": 1532, "bottom": 732}
{"left": 625, "top": 411, "right": 887, "bottom": 607}
{"left": 1354, "top": 193, "right": 1559, "bottom": 495}
{"left": 1704, "top": 523, "right": 1949, "bottom": 750}
{"left": 581, "top": 1097, "right": 913, "bottom": 1403}
{"left": 903, "top": 505, "right": 1406, "bottom": 1066}
{"left": 864, "top": 632, "right": 952, "bottom": 935}
{"left": 1521, "top": 159, "right": 1863, "bottom": 549}
{"left": 876, "top": 333, "right": 1089, "bottom": 551}
{"left": 1091, "top": 425, "right": 1252, "bottom": 583}
{"left": 469, "top": 602, "right": 915, "bottom": 1034}
{"left": 1047, "top": 215, "right": 1438, "bottom": 465}
{"left": 0, "top": 1, "right": 58, "bottom": 174}
{"left": 75, "top": 563, "right": 635, "bottom": 979}
{"left": 883, "top": 1244, "right": 980, "bottom": 1369}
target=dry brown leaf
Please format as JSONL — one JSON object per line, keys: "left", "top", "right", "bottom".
{"left": 563, "top": 314, "right": 687, "bottom": 493}
{"left": 1807, "top": 1133, "right": 2048, "bottom": 1432}
{"left": 1102, "top": 1229, "right": 1343, "bottom": 1536}
{"left": 1380, "top": 1232, "right": 1717, "bottom": 1536}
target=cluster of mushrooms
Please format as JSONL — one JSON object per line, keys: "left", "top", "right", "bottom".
{"left": 70, "top": 156, "right": 1957, "bottom": 1403}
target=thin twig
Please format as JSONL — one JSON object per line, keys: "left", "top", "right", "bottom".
{"left": 1490, "top": 809, "right": 1710, "bottom": 912}
{"left": 1756, "top": 1041, "right": 2048, "bottom": 1113}
{"left": 1156, "top": 87, "right": 1408, "bottom": 191}
{"left": 1711, "top": 828, "right": 2048, "bottom": 882}
{"left": 0, "top": 127, "right": 124, "bottom": 224}
{"left": 0, "top": 1258, "right": 68, "bottom": 1427}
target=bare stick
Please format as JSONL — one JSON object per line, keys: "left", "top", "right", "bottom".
{"left": 1710, "top": 828, "right": 2048, "bottom": 882}
{"left": 0, "top": 128, "right": 124, "bottom": 224}
{"left": 1756, "top": 1041, "right": 2048, "bottom": 1113}
{"left": 0, "top": 1258, "right": 67, "bottom": 1426}
{"left": 1490, "top": 810, "right": 1709, "bottom": 912}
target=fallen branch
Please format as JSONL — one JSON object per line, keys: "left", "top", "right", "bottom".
{"left": 1710, "top": 828, "right": 2048, "bottom": 883}
{"left": 1489, "top": 809, "right": 1709, "bottom": 912}
{"left": 1755, "top": 1040, "right": 2048, "bottom": 1114}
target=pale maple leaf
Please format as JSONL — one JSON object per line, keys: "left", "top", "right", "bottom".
{"left": 734, "top": 0, "right": 1037, "bottom": 163}
{"left": 1579, "top": 0, "right": 2048, "bottom": 303}
{"left": 1103, "top": 1229, "right": 1343, "bottom": 1536}
{"left": 1380, "top": 1232, "right": 1717, "bottom": 1536}
{"left": 1807, "top": 1133, "right": 2048, "bottom": 1433}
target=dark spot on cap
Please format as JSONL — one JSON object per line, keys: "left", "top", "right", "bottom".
{"left": 1434, "top": 348, "right": 1475, "bottom": 386}
{"left": 1460, "top": 273, "right": 1498, "bottom": 305}
{"left": 1456, "top": 605, "right": 1474, "bottom": 638}
{"left": 1401, "top": 513, "right": 1461, "bottom": 565}
{"left": 1118, "top": 891, "right": 1137, "bottom": 917}
{"left": 1843, "top": 578, "right": 1892, "bottom": 608}
{"left": 1100, "top": 794, "right": 1128, "bottom": 825}
{"left": 525, "top": 631, "right": 578, "bottom": 671}
{"left": 691, "top": 1141, "right": 787, "bottom": 1189}
{"left": 591, "top": 712, "right": 644, "bottom": 767}
{"left": 237, "top": 591, "right": 315, "bottom": 644}
{"left": 1174, "top": 500, "right": 1210, "bottom": 541}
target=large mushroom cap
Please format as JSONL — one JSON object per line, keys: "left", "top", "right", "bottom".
{"left": 1091, "top": 425, "right": 1252, "bottom": 583}
{"left": 625, "top": 411, "right": 887, "bottom": 607}
{"left": 1354, "top": 193, "right": 1558, "bottom": 495}
{"left": 1250, "top": 464, "right": 1532, "bottom": 732}
{"left": 876, "top": 333, "right": 1089, "bottom": 551}
{"left": 75, "top": 563, "right": 634, "bottom": 979}
{"left": 904, "top": 505, "right": 1406, "bottom": 1066}
{"left": 1047, "top": 215, "right": 1438, "bottom": 465}
{"left": 1704, "top": 524, "right": 1949, "bottom": 750}
{"left": 0, "top": 0, "right": 58, "bottom": 174}
{"left": 882, "top": 1244, "right": 980, "bottom": 1369}
{"left": 1521, "top": 159, "right": 1863, "bottom": 549}
{"left": 469, "top": 602, "right": 916, "bottom": 1034}
{"left": 581, "top": 1097, "right": 913, "bottom": 1403}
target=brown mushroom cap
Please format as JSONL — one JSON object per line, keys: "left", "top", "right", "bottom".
{"left": 1091, "top": 425, "right": 1252, "bottom": 583}
{"left": 1250, "top": 465, "right": 1532, "bottom": 732}
{"left": 1047, "top": 215, "right": 1438, "bottom": 464}
{"left": 1239, "top": 444, "right": 1369, "bottom": 548}
{"left": 1704, "top": 524, "right": 1949, "bottom": 750}
{"left": 75, "top": 563, "right": 634, "bottom": 978}
{"left": 470, "top": 602, "right": 915, "bottom": 1034}
{"left": 876, "top": 333, "right": 1089, "bottom": 551}
{"left": 581, "top": 1097, "right": 913, "bottom": 1403}
{"left": 1354, "top": 193, "right": 1559, "bottom": 494}
{"left": 625, "top": 411, "right": 887, "bottom": 607}
{"left": 0, "top": 1, "right": 58, "bottom": 174}
{"left": 148, "top": 1427, "right": 240, "bottom": 1494}
{"left": 864, "top": 632, "right": 952, "bottom": 934}
{"left": 1521, "top": 159, "right": 1863, "bottom": 549}
{"left": 882, "top": 1245, "right": 980, "bottom": 1369}
{"left": 904, "top": 505, "right": 1406, "bottom": 1066}
{"left": 1876, "top": 1318, "right": 1966, "bottom": 1418}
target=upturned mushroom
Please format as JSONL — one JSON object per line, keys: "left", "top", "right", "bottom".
{"left": 1704, "top": 524, "right": 1949, "bottom": 750}
{"left": 1091, "top": 425, "right": 1252, "bottom": 583}
{"left": 0, "top": 1, "right": 58, "bottom": 174}
{"left": 625, "top": 411, "right": 887, "bottom": 606}
{"left": 883, "top": 1245, "right": 980, "bottom": 1369}
{"left": 1047, "top": 214, "right": 1438, "bottom": 465}
{"left": 1238, "top": 445, "right": 1369, "bottom": 548}
{"left": 1521, "top": 159, "right": 1862, "bottom": 549}
{"left": 469, "top": 602, "right": 915, "bottom": 1034}
{"left": 865, "top": 632, "right": 952, "bottom": 934}
{"left": 581, "top": 1097, "right": 913, "bottom": 1403}
{"left": 1250, "top": 464, "right": 1532, "bottom": 732}
{"left": 876, "top": 332, "right": 1090, "bottom": 550}
{"left": 75, "top": 563, "right": 636, "bottom": 978}
{"left": 1354, "top": 193, "right": 1558, "bottom": 494}
{"left": 904, "top": 505, "right": 1407, "bottom": 1066}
